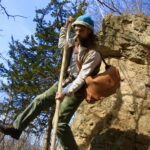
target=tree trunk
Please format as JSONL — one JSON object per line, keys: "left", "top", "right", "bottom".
{"left": 42, "top": 106, "right": 55, "bottom": 150}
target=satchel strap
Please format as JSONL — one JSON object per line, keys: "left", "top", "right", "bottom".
{"left": 98, "top": 50, "right": 111, "bottom": 69}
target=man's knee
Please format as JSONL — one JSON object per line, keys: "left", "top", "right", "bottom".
{"left": 33, "top": 82, "right": 58, "bottom": 103}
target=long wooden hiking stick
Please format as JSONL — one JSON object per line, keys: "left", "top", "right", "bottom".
{"left": 50, "top": 23, "right": 71, "bottom": 150}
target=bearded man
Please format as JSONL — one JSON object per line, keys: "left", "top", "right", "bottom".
{"left": 0, "top": 15, "right": 101, "bottom": 150}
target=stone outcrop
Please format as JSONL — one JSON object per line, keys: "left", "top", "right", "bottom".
{"left": 99, "top": 14, "right": 150, "bottom": 64}
{"left": 71, "top": 14, "right": 150, "bottom": 150}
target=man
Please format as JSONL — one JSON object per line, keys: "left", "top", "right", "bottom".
{"left": 0, "top": 15, "right": 101, "bottom": 150}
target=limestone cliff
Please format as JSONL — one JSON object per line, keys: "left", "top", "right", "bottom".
{"left": 71, "top": 15, "right": 150, "bottom": 150}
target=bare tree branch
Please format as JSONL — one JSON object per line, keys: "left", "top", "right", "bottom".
{"left": 0, "top": 1, "right": 27, "bottom": 19}
{"left": 97, "top": 0, "right": 122, "bottom": 14}
{"left": 0, "top": 135, "right": 5, "bottom": 143}
{"left": 0, "top": 53, "right": 8, "bottom": 62}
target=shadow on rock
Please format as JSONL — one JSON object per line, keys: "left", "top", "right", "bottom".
{"left": 90, "top": 128, "right": 150, "bottom": 150}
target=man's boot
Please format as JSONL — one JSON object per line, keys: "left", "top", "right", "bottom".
{"left": 0, "top": 124, "right": 22, "bottom": 140}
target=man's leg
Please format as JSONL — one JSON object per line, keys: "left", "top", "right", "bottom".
{"left": 0, "top": 82, "right": 58, "bottom": 139}
{"left": 13, "top": 82, "right": 58, "bottom": 131}
{"left": 57, "top": 91, "right": 84, "bottom": 150}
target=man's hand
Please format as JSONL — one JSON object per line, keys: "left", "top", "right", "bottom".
{"left": 65, "top": 16, "right": 74, "bottom": 27}
{"left": 55, "top": 92, "right": 65, "bottom": 102}
{"left": 67, "top": 16, "right": 74, "bottom": 23}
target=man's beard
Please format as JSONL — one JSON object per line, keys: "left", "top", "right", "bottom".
{"left": 79, "top": 37, "right": 90, "bottom": 47}
{"left": 75, "top": 35, "right": 91, "bottom": 47}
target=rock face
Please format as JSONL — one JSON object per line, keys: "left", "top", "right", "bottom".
{"left": 71, "top": 15, "right": 150, "bottom": 150}
{"left": 98, "top": 14, "right": 150, "bottom": 64}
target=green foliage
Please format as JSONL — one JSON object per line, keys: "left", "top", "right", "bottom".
{"left": 0, "top": 0, "right": 88, "bottom": 137}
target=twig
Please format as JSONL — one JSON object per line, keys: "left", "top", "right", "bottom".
{"left": 0, "top": 135, "right": 5, "bottom": 143}
{"left": 97, "top": 0, "right": 122, "bottom": 15}
{"left": 0, "top": 3, "right": 27, "bottom": 19}
{"left": 0, "top": 53, "right": 8, "bottom": 62}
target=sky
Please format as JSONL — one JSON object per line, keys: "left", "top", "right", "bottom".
{"left": 0, "top": 0, "right": 103, "bottom": 62}
{"left": 0, "top": 0, "right": 50, "bottom": 99}
{"left": 0, "top": 0, "right": 49, "bottom": 60}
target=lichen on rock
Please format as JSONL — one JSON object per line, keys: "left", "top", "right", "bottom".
{"left": 71, "top": 14, "right": 150, "bottom": 150}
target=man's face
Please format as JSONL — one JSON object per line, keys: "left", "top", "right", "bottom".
{"left": 74, "top": 25, "right": 92, "bottom": 42}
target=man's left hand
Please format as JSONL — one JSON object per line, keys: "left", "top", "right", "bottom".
{"left": 55, "top": 92, "right": 65, "bottom": 102}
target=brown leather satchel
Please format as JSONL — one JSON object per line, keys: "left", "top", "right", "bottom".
{"left": 85, "top": 64, "right": 121, "bottom": 103}
{"left": 75, "top": 47, "right": 121, "bottom": 103}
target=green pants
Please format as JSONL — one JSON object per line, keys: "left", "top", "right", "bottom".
{"left": 13, "top": 82, "right": 84, "bottom": 150}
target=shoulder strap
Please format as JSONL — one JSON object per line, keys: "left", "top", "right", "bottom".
{"left": 97, "top": 51, "right": 110, "bottom": 67}
{"left": 98, "top": 50, "right": 111, "bottom": 69}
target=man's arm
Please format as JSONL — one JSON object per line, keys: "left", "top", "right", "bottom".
{"left": 58, "top": 16, "right": 74, "bottom": 49}
{"left": 62, "top": 50, "right": 101, "bottom": 95}
{"left": 56, "top": 16, "right": 75, "bottom": 101}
